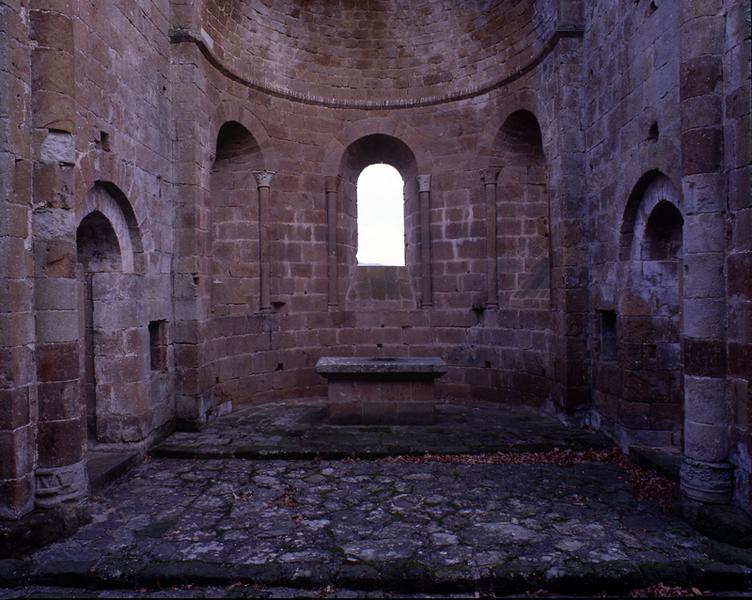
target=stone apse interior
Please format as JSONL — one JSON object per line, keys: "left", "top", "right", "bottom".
{"left": 0, "top": 0, "right": 750, "bottom": 521}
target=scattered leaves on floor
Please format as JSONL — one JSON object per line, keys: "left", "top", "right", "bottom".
{"left": 378, "top": 447, "right": 615, "bottom": 466}
{"left": 316, "top": 584, "right": 336, "bottom": 597}
{"left": 629, "top": 583, "right": 705, "bottom": 597}
{"left": 274, "top": 484, "right": 298, "bottom": 509}
{"left": 609, "top": 452, "right": 675, "bottom": 513}
{"left": 231, "top": 489, "right": 253, "bottom": 502}
{"left": 377, "top": 447, "right": 676, "bottom": 512}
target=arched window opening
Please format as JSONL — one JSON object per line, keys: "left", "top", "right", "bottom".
{"left": 356, "top": 163, "right": 405, "bottom": 266}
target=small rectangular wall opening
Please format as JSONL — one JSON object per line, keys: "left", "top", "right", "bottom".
{"left": 148, "top": 320, "right": 167, "bottom": 372}
{"left": 599, "top": 310, "right": 617, "bottom": 361}
{"left": 98, "top": 130, "right": 111, "bottom": 152}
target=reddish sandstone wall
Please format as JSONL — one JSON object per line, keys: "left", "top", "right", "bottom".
{"left": 2, "top": 0, "right": 750, "bottom": 519}
{"left": 170, "top": 10, "right": 573, "bottom": 418}
{"left": 71, "top": 1, "right": 176, "bottom": 444}
{"left": 201, "top": 0, "right": 557, "bottom": 105}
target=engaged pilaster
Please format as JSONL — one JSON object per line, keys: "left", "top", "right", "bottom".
{"left": 253, "top": 170, "right": 275, "bottom": 311}
{"left": 30, "top": 0, "right": 88, "bottom": 509}
{"left": 677, "top": 1, "right": 732, "bottom": 505}
{"left": 417, "top": 175, "right": 432, "bottom": 308}
{"left": 482, "top": 168, "right": 500, "bottom": 309}
{"left": 325, "top": 176, "right": 340, "bottom": 307}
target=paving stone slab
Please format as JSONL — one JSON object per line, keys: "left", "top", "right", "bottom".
{"left": 6, "top": 457, "right": 752, "bottom": 595}
{"left": 153, "top": 402, "right": 611, "bottom": 459}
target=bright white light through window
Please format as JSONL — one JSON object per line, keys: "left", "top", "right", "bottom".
{"left": 356, "top": 164, "right": 405, "bottom": 266}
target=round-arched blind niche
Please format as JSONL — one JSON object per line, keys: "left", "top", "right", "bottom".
{"left": 356, "top": 164, "right": 405, "bottom": 266}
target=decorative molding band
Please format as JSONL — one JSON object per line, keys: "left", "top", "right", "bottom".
{"left": 169, "top": 25, "right": 584, "bottom": 111}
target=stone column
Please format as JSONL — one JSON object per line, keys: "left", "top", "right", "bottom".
{"left": 417, "top": 175, "right": 432, "bottom": 308}
{"left": 678, "top": 1, "right": 732, "bottom": 504}
{"left": 482, "top": 168, "right": 500, "bottom": 308}
{"left": 325, "top": 176, "right": 340, "bottom": 307}
{"left": 0, "top": 0, "right": 35, "bottom": 519}
{"left": 254, "top": 171, "right": 274, "bottom": 311}
{"left": 29, "top": 0, "right": 88, "bottom": 509}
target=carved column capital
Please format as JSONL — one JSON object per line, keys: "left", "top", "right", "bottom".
{"left": 253, "top": 170, "right": 275, "bottom": 188}
{"left": 324, "top": 175, "right": 340, "bottom": 193}
{"left": 417, "top": 174, "right": 431, "bottom": 193}
{"left": 481, "top": 167, "right": 500, "bottom": 185}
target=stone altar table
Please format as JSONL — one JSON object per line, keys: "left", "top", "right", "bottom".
{"left": 315, "top": 356, "right": 447, "bottom": 424}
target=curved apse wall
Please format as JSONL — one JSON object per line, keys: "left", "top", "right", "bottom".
{"left": 201, "top": 0, "right": 557, "bottom": 106}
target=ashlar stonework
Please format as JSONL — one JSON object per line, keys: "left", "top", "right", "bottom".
{"left": 0, "top": 0, "right": 751, "bottom": 594}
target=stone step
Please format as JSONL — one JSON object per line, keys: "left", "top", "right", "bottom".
{"left": 629, "top": 445, "right": 682, "bottom": 481}
{"left": 86, "top": 451, "right": 141, "bottom": 494}
{"left": 151, "top": 401, "right": 613, "bottom": 460}
{"left": 2, "top": 553, "right": 749, "bottom": 597}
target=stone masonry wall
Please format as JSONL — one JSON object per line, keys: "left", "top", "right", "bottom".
{"left": 70, "top": 0, "right": 175, "bottom": 446}
{"left": 724, "top": 0, "right": 751, "bottom": 510}
{"left": 0, "top": 0, "right": 749, "bottom": 519}
{"left": 0, "top": 0, "right": 176, "bottom": 517}
{"left": 200, "top": 0, "right": 557, "bottom": 105}
{"left": 584, "top": 0, "right": 684, "bottom": 448}
{"left": 173, "top": 31, "right": 571, "bottom": 418}
{"left": 0, "top": 0, "right": 36, "bottom": 519}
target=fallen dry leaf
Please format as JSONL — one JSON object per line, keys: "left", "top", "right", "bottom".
{"left": 629, "top": 582, "right": 706, "bottom": 597}
{"left": 376, "top": 447, "right": 676, "bottom": 512}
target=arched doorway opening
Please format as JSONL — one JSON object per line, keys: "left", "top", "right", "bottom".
{"left": 76, "top": 211, "right": 122, "bottom": 444}
{"left": 619, "top": 173, "right": 684, "bottom": 449}
{"left": 74, "top": 182, "right": 143, "bottom": 445}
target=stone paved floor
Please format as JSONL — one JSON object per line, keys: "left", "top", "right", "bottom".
{"left": 3, "top": 403, "right": 752, "bottom": 597}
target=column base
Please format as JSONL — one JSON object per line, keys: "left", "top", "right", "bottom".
{"left": 680, "top": 456, "right": 733, "bottom": 504}
{"left": 34, "top": 460, "right": 88, "bottom": 509}
{"left": 676, "top": 494, "right": 752, "bottom": 548}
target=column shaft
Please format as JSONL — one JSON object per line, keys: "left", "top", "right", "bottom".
{"left": 325, "top": 176, "right": 339, "bottom": 307}
{"left": 482, "top": 169, "right": 499, "bottom": 308}
{"left": 678, "top": 1, "right": 731, "bottom": 504}
{"left": 418, "top": 175, "right": 432, "bottom": 308}
{"left": 30, "top": 0, "right": 88, "bottom": 509}
{"left": 254, "top": 171, "right": 274, "bottom": 311}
